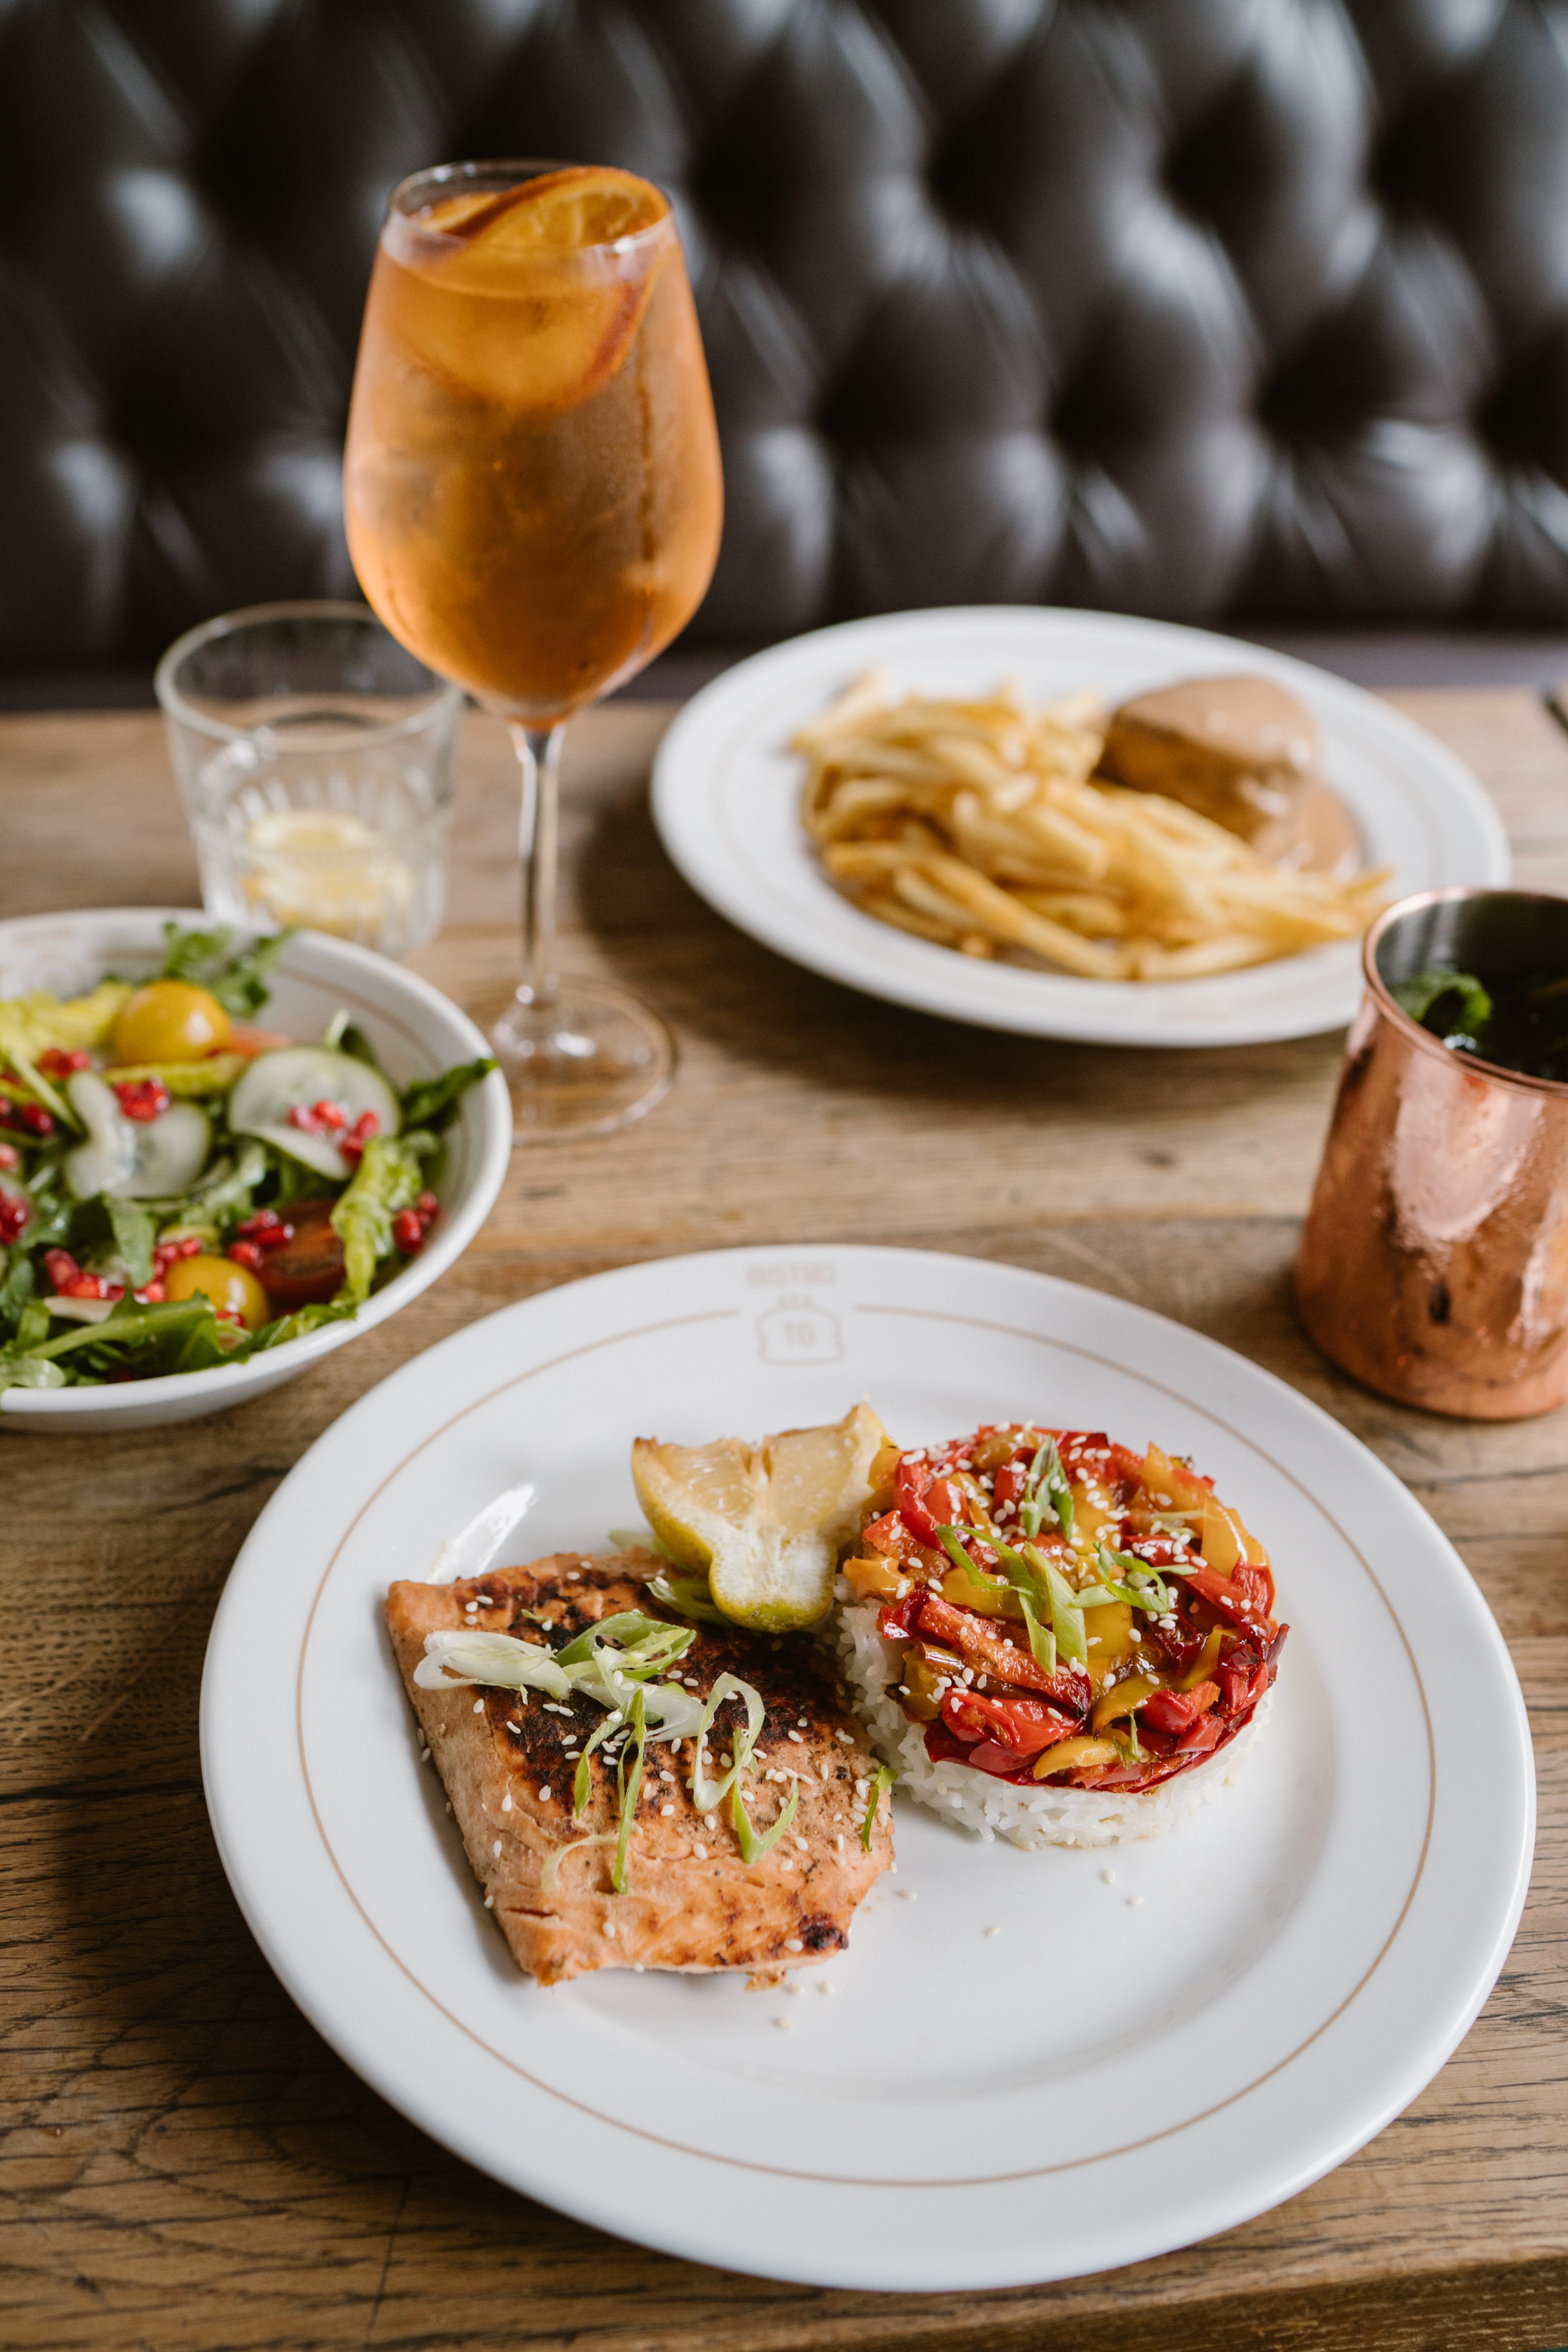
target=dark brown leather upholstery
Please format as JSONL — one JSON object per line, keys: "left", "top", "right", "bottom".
{"left": 6, "top": 0, "right": 1568, "bottom": 671}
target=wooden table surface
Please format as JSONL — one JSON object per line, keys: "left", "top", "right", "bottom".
{"left": 5, "top": 690, "right": 1568, "bottom": 2352}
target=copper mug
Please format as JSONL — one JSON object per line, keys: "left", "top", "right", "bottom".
{"left": 1296, "top": 888, "right": 1568, "bottom": 1419}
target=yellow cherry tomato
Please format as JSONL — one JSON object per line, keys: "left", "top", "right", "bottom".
{"left": 111, "top": 980, "right": 233, "bottom": 1065}
{"left": 163, "top": 1253, "right": 269, "bottom": 1332}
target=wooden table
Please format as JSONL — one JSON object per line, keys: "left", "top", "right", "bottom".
{"left": 5, "top": 691, "right": 1568, "bottom": 2352}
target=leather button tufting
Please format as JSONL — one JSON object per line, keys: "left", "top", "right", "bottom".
{"left": 4, "top": 0, "right": 1568, "bottom": 670}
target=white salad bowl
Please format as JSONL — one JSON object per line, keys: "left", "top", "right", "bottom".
{"left": 0, "top": 908, "right": 512, "bottom": 1430}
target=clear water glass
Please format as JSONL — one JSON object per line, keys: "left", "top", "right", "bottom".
{"left": 156, "top": 602, "right": 463, "bottom": 960}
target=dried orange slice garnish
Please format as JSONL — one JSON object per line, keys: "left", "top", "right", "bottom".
{"left": 425, "top": 167, "right": 665, "bottom": 254}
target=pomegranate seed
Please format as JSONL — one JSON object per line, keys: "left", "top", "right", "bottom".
{"left": 36, "top": 1047, "right": 91, "bottom": 1078}
{"left": 112, "top": 1079, "right": 170, "bottom": 1121}
{"left": 229, "top": 1239, "right": 265, "bottom": 1272}
{"left": 180, "top": 1235, "right": 202, "bottom": 1256}
{"left": 0, "top": 1194, "right": 29, "bottom": 1243}
{"left": 44, "top": 1250, "right": 79, "bottom": 1291}
{"left": 0, "top": 1143, "right": 18, "bottom": 1170}
{"left": 287, "top": 1102, "right": 320, "bottom": 1132}
{"left": 393, "top": 1208, "right": 424, "bottom": 1254}
{"left": 216, "top": 1307, "right": 246, "bottom": 1328}
{"left": 339, "top": 1107, "right": 380, "bottom": 1169}
{"left": 237, "top": 1209, "right": 293, "bottom": 1247}
{"left": 137, "top": 1281, "right": 167, "bottom": 1303}
{"left": 416, "top": 1191, "right": 439, "bottom": 1225}
{"left": 312, "top": 1098, "right": 347, "bottom": 1131}
{"left": 65, "top": 1272, "right": 118, "bottom": 1301}
{"left": 18, "top": 1103, "right": 55, "bottom": 1137}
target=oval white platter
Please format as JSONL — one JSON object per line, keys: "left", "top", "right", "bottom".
{"left": 650, "top": 606, "right": 1509, "bottom": 1047}
{"left": 201, "top": 1244, "right": 1532, "bottom": 2292}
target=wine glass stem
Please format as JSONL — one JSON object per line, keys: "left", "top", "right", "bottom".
{"left": 512, "top": 720, "right": 567, "bottom": 1016}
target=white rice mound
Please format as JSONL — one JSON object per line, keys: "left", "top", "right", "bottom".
{"left": 832, "top": 1589, "right": 1271, "bottom": 1850}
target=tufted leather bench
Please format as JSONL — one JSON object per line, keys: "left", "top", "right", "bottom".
{"left": 6, "top": 0, "right": 1568, "bottom": 686}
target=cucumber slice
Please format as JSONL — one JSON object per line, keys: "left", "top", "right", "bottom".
{"left": 227, "top": 1046, "right": 401, "bottom": 1179}
{"left": 63, "top": 1071, "right": 211, "bottom": 1200}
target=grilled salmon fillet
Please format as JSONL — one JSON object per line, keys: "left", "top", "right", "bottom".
{"left": 385, "top": 1549, "right": 893, "bottom": 1985}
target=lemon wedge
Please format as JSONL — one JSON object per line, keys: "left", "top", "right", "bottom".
{"left": 631, "top": 1402, "right": 891, "bottom": 1630}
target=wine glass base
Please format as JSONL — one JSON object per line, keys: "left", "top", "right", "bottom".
{"left": 481, "top": 978, "right": 674, "bottom": 1144}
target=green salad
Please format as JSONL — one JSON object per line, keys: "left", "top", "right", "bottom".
{"left": 0, "top": 923, "right": 493, "bottom": 1393}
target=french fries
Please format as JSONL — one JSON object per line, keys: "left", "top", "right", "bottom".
{"left": 797, "top": 675, "right": 1389, "bottom": 982}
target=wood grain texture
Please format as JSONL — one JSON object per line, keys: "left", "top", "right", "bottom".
{"left": 3, "top": 693, "right": 1568, "bottom": 2352}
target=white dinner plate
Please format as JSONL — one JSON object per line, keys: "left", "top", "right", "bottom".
{"left": 202, "top": 1244, "right": 1533, "bottom": 2293}
{"left": 651, "top": 607, "right": 1509, "bottom": 1046}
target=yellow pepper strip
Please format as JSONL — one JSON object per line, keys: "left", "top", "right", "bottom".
{"left": 940, "top": 1564, "right": 1022, "bottom": 1619}
{"left": 1090, "top": 1672, "right": 1163, "bottom": 1734}
{"left": 1082, "top": 1600, "right": 1134, "bottom": 1657}
{"left": 842, "top": 1555, "right": 904, "bottom": 1604}
{"left": 1032, "top": 1733, "right": 1121, "bottom": 1777}
{"left": 1179, "top": 1627, "right": 1225, "bottom": 1690}
{"left": 899, "top": 1646, "right": 950, "bottom": 1721}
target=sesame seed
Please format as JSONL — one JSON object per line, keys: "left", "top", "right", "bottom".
{"left": 1102, "top": 1867, "right": 1116, "bottom": 1884}
{"left": 818, "top": 1980, "right": 835, "bottom": 1995}
{"left": 538, "top": 1787, "right": 552, "bottom": 1802}
{"left": 984, "top": 1925, "right": 1001, "bottom": 1937}
{"left": 784, "top": 1937, "right": 803, "bottom": 1952}
{"left": 1128, "top": 1895, "right": 1144, "bottom": 1909}
{"left": 483, "top": 1894, "right": 494, "bottom": 1909}
{"left": 694, "top": 1842, "right": 707, "bottom": 1859}
{"left": 896, "top": 1889, "right": 917, "bottom": 1901}
{"left": 773, "top": 2016, "right": 792, "bottom": 2030}
{"left": 492, "top": 1839, "right": 502, "bottom": 1856}
{"left": 660, "top": 1803, "right": 676, "bottom": 1817}
{"left": 604, "top": 1920, "right": 617, "bottom": 1939}
{"left": 472, "top": 1698, "right": 483, "bottom": 1713}
{"left": 786, "top": 1978, "right": 804, "bottom": 1995}
{"left": 501, "top": 1793, "right": 512, "bottom": 1812}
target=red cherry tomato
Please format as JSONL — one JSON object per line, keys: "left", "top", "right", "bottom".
{"left": 255, "top": 1198, "right": 346, "bottom": 1309}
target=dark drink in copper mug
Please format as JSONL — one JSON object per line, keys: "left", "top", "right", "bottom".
{"left": 1296, "top": 888, "right": 1568, "bottom": 1419}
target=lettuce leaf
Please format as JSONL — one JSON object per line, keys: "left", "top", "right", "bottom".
{"left": 156, "top": 922, "right": 293, "bottom": 1016}
{"left": 330, "top": 1131, "right": 436, "bottom": 1302}
{"left": 399, "top": 1057, "right": 495, "bottom": 1134}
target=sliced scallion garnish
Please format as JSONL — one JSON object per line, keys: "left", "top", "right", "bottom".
{"left": 1019, "top": 1589, "right": 1056, "bottom": 1675}
{"left": 690, "top": 1672, "right": 766, "bottom": 1812}
{"left": 611, "top": 1688, "right": 649, "bottom": 1892}
{"left": 1026, "top": 1546, "right": 1088, "bottom": 1670}
{"left": 1018, "top": 1435, "right": 1074, "bottom": 1542}
{"left": 606, "top": 1524, "right": 680, "bottom": 1561}
{"left": 539, "top": 1831, "right": 618, "bottom": 1894}
{"left": 646, "top": 1569, "right": 730, "bottom": 1624}
{"left": 730, "top": 1758, "right": 800, "bottom": 1863}
{"left": 860, "top": 1764, "right": 895, "bottom": 1849}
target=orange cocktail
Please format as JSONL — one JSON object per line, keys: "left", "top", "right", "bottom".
{"left": 346, "top": 165, "right": 721, "bottom": 722}
{"left": 344, "top": 161, "right": 722, "bottom": 1138}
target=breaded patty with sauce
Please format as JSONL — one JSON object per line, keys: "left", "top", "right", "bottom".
{"left": 386, "top": 1549, "right": 893, "bottom": 1984}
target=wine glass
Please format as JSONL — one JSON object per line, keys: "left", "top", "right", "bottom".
{"left": 343, "top": 160, "right": 723, "bottom": 1140}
